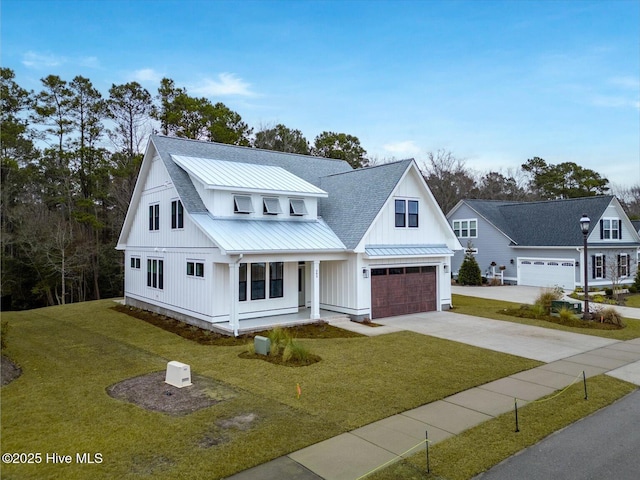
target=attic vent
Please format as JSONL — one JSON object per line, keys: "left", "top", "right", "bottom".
{"left": 234, "top": 195, "right": 253, "bottom": 214}
{"left": 263, "top": 197, "right": 282, "bottom": 215}
{"left": 289, "top": 199, "right": 308, "bottom": 216}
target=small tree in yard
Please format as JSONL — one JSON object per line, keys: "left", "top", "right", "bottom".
{"left": 604, "top": 252, "right": 636, "bottom": 302}
{"left": 458, "top": 242, "right": 482, "bottom": 286}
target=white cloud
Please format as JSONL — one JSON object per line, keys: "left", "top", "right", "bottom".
{"left": 130, "top": 68, "right": 164, "bottom": 83}
{"left": 609, "top": 76, "right": 640, "bottom": 90}
{"left": 190, "top": 73, "right": 255, "bottom": 97}
{"left": 22, "top": 51, "right": 63, "bottom": 68}
{"left": 591, "top": 94, "right": 639, "bottom": 109}
{"left": 79, "top": 56, "right": 100, "bottom": 68}
{"left": 383, "top": 140, "right": 421, "bottom": 157}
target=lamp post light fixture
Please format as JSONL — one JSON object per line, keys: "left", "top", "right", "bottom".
{"left": 580, "top": 214, "right": 590, "bottom": 320}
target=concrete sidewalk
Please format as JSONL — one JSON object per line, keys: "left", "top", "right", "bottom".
{"left": 226, "top": 314, "right": 640, "bottom": 480}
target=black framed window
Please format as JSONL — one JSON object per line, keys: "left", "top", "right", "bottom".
{"left": 187, "top": 261, "right": 204, "bottom": 277}
{"left": 395, "top": 200, "right": 406, "bottom": 227}
{"left": 149, "top": 204, "right": 160, "bottom": 230}
{"left": 251, "top": 263, "right": 266, "bottom": 300}
{"left": 130, "top": 257, "right": 140, "bottom": 269}
{"left": 147, "top": 259, "right": 164, "bottom": 289}
{"left": 269, "top": 262, "right": 284, "bottom": 298}
{"left": 171, "top": 200, "right": 184, "bottom": 229}
{"left": 239, "top": 263, "right": 247, "bottom": 301}
{"left": 408, "top": 200, "right": 419, "bottom": 227}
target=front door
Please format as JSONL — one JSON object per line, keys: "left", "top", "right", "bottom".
{"left": 298, "top": 264, "right": 306, "bottom": 307}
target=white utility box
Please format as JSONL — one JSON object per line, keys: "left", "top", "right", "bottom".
{"left": 165, "top": 361, "right": 192, "bottom": 388}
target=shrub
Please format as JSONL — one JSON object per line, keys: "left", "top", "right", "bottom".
{"left": 592, "top": 294, "right": 605, "bottom": 303}
{"left": 557, "top": 307, "right": 577, "bottom": 322}
{"left": 534, "top": 288, "right": 563, "bottom": 313}
{"left": 629, "top": 285, "right": 638, "bottom": 294}
{"left": 604, "top": 287, "right": 613, "bottom": 297}
{"left": 593, "top": 306, "right": 625, "bottom": 327}
{"left": 458, "top": 244, "right": 482, "bottom": 286}
{"left": 529, "top": 304, "right": 548, "bottom": 319}
{"left": 1, "top": 320, "right": 8, "bottom": 351}
{"left": 282, "top": 340, "right": 310, "bottom": 363}
{"left": 267, "top": 327, "right": 292, "bottom": 355}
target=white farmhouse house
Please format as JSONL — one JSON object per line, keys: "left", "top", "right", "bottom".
{"left": 117, "top": 135, "right": 462, "bottom": 335}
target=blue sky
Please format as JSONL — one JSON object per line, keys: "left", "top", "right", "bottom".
{"left": 3, "top": 0, "right": 639, "bottom": 187}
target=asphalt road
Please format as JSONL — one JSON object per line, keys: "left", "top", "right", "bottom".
{"left": 473, "top": 390, "right": 640, "bottom": 480}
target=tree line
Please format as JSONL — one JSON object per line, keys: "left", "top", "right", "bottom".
{"left": 1, "top": 67, "right": 637, "bottom": 310}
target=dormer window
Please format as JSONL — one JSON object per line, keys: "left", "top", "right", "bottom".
{"left": 263, "top": 197, "right": 282, "bottom": 215}
{"left": 234, "top": 195, "right": 253, "bottom": 214}
{"left": 601, "top": 218, "right": 622, "bottom": 240}
{"left": 290, "top": 199, "right": 308, "bottom": 216}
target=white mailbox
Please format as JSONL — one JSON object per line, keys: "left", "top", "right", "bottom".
{"left": 165, "top": 361, "right": 192, "bottom": 388}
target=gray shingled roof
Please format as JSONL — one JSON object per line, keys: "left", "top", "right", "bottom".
{"left": 319, "top": 159, "right": 414, "bottom": 249}
{"left": 464, "top": 196, "right": 615, "bottom": 246}
{"left": 149, "top": 135, "right": 412, "bottom": 250}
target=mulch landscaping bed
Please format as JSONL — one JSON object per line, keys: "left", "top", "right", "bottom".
{"left": 111, "top": 304, "right": 363, "bottom": 344}
{"left": 106, "top": 371, "right": 236, "bottom": 415}
{"left": 1, "top": 355, "right": 22, "bottom": 386}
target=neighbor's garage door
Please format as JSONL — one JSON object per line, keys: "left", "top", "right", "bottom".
{"left": 518, "top": 259, "right": 575, "bottom": 289}
{"left": 371, "top": 266, "right": 437, "bottom": 319}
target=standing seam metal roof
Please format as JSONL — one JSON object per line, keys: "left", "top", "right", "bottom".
{"left": 150, "top": 136, "right": 416, "bottom": 251}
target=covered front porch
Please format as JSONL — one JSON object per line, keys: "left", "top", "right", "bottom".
{"left": 211, "top": 307, "right": 349, "bottom": 336}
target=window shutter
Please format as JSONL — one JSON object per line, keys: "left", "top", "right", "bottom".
{"left": 603, "top": 256, "right": 606, "bottom": 278}
{"left": 591, "top": 255, "right": 595, "bottom": 279}
{"left": 619, "top": 221, "right": 622, "bottom": 239}
{"left": 618, "top": 254, "right": 621, "bottom": 277}
{"left": 600, "top": 219, "right": 604, "bottom": 239}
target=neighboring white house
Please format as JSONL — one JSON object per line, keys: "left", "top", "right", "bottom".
{"left": 447, "top": 196, "right": 640, "bottom": 290}
{"left": 117, "top": 135, "right": 462, "bottom": 335}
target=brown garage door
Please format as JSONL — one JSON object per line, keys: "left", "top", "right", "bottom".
{"left": 371, "top": 266, "right": 437, "bottom": 319}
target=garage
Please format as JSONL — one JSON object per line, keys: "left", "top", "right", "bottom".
{"left": 370, "top": 266, "right": 437, "bottom": 319}
{"left": 518, "top": 258, "right": 575, "bottom": 289}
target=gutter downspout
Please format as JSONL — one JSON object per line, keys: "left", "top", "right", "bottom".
{"left": 230, "top": 254, "right": 243, "bottom": 337}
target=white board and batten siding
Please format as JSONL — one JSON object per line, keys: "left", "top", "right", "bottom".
{"left": 359, "top": 168, "right": 456, "bottom": 311}
{"left": 363, "top": 168, "right": 453, "bottom": 247}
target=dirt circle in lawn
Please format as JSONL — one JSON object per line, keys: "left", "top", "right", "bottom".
{"left": 107, "top": 371, "right": 236, "bottom": 415}
{"left": 1, "top": 355, "right": 22, "bottom": 386}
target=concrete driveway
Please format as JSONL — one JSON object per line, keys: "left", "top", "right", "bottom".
{"left": 452, "top": 284, "right": 547, "bottom": 305}
{"left": 375, "top": 311, "right": 618, "bottom": 362}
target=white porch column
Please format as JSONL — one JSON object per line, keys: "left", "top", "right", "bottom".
{"left": 310, "top": 260, "right": 320, "bottom": 319}
{"left": 228, "top": 262, "right": 240, "bottom": 336}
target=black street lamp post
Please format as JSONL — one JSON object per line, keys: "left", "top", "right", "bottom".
{"left": 580, "top": 214, "right": 590, "bottom": 320}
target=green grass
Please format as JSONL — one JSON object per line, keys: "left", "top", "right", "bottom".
{"left": 624, "top": 293, "right": 640, "bottom": 308}
{"left": 369, "top": 375, "right": 637, "bottom": 480}
{"left": 1, "top": 300, "right": 540, "bottom": 480}
{"left": 452, "top": 294, "right": 640, "bottom": 340}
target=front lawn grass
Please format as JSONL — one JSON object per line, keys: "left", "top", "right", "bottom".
{"left": 1, "top": 300, "right": 540, "bottom": 480}
{"left": 452, "top": 294, "right": 640, "bottom": 340}
{"left": 623, "top": 293, "right": 640, "bottom": 308}
{"left": 369, "top": 375, "right": 637, "bottom": 480}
